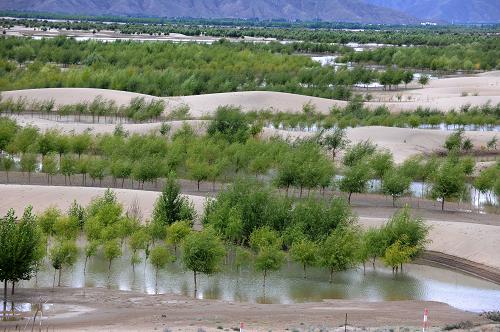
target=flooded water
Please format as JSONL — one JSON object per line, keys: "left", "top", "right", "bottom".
{"left": 22, "top": 248, "right": 500, "bottom": 313}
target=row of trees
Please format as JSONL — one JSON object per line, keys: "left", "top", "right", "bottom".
{"left": 1, "top": 108, "right": 498, "bottom": 209}
{"left": 1, "top": 178, "right": 430, "bottom": 302}
{"left": 0, "top": 36, "right": 374, "bottom": 99}
{"left": 2, "top": 16, "right": 497, "bottom": 47}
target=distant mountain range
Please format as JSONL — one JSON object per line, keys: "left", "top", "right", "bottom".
{"left": 364, "top": 0, "right": 500, "bottom": 24}
{"left": 1, "top": 0, "right": 499, "bottom": 24}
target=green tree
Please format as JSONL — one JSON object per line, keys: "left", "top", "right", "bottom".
{"left": 60, "top": 154, "right": 77, "bottom": 185}
{"left": 1, "top": 155, "right": 14, "bottom": 183}
{"left": 149, "top": 246, "right": 174, "bottom": 293}
{"left": 319, "top": 127, "right": 350, "bottom": 161}
{"left": 129, "top": 228, "right": 150, "bottom": 270}
{"left": 319, "top": 226, "right": 360, "bottom": 283}
{"left": 339, "top": 162, "right": 371, "bottom": 204}
{"left": 152, "top": 172, "right": 194, "bottom": 226}
{"left": 370, "top": 151, "right": 394, "bottom": 185}
{"left": 290, "top": 238, "right": 318, "bottom": 278}
{"left": 50, "top": 240, "right": 78, "bottom": 287}
{"left": 254, "top": 245, "right": 285, "bottom": 287}
{"left": 418, "top": 75, "right": 430, "bottom": 88}
{"left": 382, "top": 169, "right": 411, "bottom": 207}
{"left": 182, "top": 228, "right": 225, "bottom": 294}
{"left": 103, "top": 239, "right": 122, "bottom": 280}
{"left": 431, "top": 161, "right": 466, "bottom": 210}
{"left": 207, "top": 106, "right": 250, "bottom": 143}
{"left": 83, "top": 240, "right": 99, "bottom": 275}
{"left": 42, "top": 152, "right": 58, "bottom": 184}
{"left": 20, "top": 152, "right": 37, "bottom": 183}
{"left": 382, "top": 238, "right": 417, "bottom": 274}
{"left": 165, "top": 220, "right": 192, "bottom": 255}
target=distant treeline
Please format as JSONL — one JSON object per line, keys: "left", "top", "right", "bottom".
{"left": 1, "top": 15, "right": 499, "bottom": 47}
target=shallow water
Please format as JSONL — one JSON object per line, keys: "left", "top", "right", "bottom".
{"left": 22, "top": 248, "right": 500, "bottom": 313}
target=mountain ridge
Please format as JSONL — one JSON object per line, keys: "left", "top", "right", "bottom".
{"left": 0, "top": 0, "right": 419, "bottom": 24}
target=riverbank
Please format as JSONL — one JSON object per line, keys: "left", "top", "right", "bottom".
{"left": 0, "top": 287, "right": 494, "bottom": 331}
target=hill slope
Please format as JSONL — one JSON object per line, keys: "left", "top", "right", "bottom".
{"left": 364, "top": 0, "right": 500, "bottom": 23}
{"left": 0, "top": 0, "right": 418, "bottom": 24}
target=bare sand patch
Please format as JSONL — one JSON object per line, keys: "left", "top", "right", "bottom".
{"left": 263, "top": 126, "right": 499, "bottom": 163}
{"left": 0, "top": 184, "right": 207, "bottom": 221}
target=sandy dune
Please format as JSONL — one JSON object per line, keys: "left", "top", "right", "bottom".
{"left": 1, "top": 184, "right": 498, "bottom": 270}
{"left": 264, "top": 126, "right": 498, "bottom": 163}
{"left": 2, "top": 71, "right": 499, "bottom": 115}
{"left": 0, "top": 184, "right": 207, "bottom": 221}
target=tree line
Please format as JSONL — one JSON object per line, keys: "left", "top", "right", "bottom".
{"left": 2, "top": 16, "right": 498, "bottom": 47}
{"left": 1, "top": 107, "right": 498, "bottom": 210}
{"left": 0, "top": 176, "right": 430, "bottom": 305}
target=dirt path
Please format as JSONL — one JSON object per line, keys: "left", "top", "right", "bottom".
{"left": 1, "top": 287, "right": 493, "bottom": 331}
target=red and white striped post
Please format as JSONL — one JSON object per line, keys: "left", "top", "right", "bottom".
{"left": 240, "top": 322, "right": 244, "bottom": 332}
{"left": 422, "top": 308, "right": 429, "bottom": 332}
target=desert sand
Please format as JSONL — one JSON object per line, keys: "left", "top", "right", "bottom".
{"left": 1, "top": 184, "right": 498, "bottom": 270}
{"left": 0, "top": 184, "right": 207, "bottom": 221}
{"left": 263, "top": 126, "right": 498, "bottom": 163}
{"left": 2, "top": 70, "right": 500, "bottom": 116}
{"left": 4, "top": 287, "right": 489, "bottom": 331}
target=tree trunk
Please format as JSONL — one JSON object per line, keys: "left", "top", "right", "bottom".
{"left": 372, "top": 257, "right": 376, "bottom": 268}
{"left": 303, "top": 264, "right": 307, "bottom": 279}
{"left": 10, "top": 282, "right": 14, "bottom": 295}
{"left": 197, "top": 180, "right": 200, "bottom": 191}
{"left": 3, "top": 279, "right": 7, "bottom": 303}
{"left": 348, "top": 192, "right": 352, "bottom": 204}
{"left": 441, "top": 198, "right": 445, "bottom": 211}
{"left": 58, "top": 268, "right": 62, "bottom": 287}
{"left": 263, "top": 270, "right": 267, "bottom": 288}
{"left": 155, "top": 269, "right": 158, "bottom": 294}
{"left": 84, "top": 256, "right": 88, "bottom": 275}
{"left": 329, "top": 269, "right": 334, "bottom": 283}
{"left": 52, "top": 269, "right": 56, "bottom": 288}
{"left": 193, "top": 271, "right": 198, "bottom": 295}
{"left": 392, "top": 196, "right": 396, "bottom": 207}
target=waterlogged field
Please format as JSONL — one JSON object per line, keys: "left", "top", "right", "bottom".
{"left": 23, "top": 247, "right": 500, "bottom": 313}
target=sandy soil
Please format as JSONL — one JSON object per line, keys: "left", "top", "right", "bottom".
{"left": 1, "top": 184, "right": 499, "bottom": 271}
{"left": 1, "top": 287, "right": 491, "bottom": 331}
{"left": 2, "top": 71, "right": 500, "bottom": 116}
{"left": 0, "top": 184, "right": 207, "bottom": 221}
{"left": 263, "top": 126, "right": 499, "bottom": 163}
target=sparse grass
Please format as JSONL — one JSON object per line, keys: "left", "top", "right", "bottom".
{"left": 481, "top": 311, "right": 500, "bottom": 322}
{"left": 443, "top": 320, "right": 474, "bottom": 330}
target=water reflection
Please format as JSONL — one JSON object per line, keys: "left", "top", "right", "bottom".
{"left": 23, "top": 249, "right": 500, "bottom": 313}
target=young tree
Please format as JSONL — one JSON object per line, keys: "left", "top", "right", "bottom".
{"left": 339, "top": 162, "right": 371, "bottom": 204}
{"left": 290, "top": 238, "right": 318, "bottom": 278}
{"left": 319, "top": 128, "right": 350, "bottom": 161}
{"left": 431, "top": 161, "right": 466, "bottom": 210}
{"left": 60, "top": 154, "right": 77, "bottom": 185}
{"left": 370, "top": 151, "right": 394, "bottom": 186}
{"left": 403, "top": 71, "right": 414, "bottom": 89}
{"left": 234, "top": 246, "right": 253, "bottom": 273}
{"left": 382, "top": 239, "right": 417, "bottom": 274}
{"left": 129, "top": 228, "right": 150, "bottom": 270}
{"left": 149, "top": 246, "right": 174, "bottom": 293}
{"left": 418, "top": 74, "right": 430, "bottom": 88}
{"left": 83, "top": 240, "right": 99, "bottom": 275}
{"left": 165, "top": 220, "right": 192, "bottom": 255}
{"left": 182, "top": 228, "right": 225, "bottom": 294}
{"left": 103, "top": 239, "right": 122, "bottom": 280}
{"left": 153, "top": 172, "right": 194, "bottom": 226}
{"left": 319, "top": 226, "right": 360, "bottom": 283}
{"left": 254, "top": 245, "right": 285, "bottom": 288}
{"left": 20, "top": 153, "right": 37, "bottom": 184}
{"left": 42, "top": 152, "right": 58, "bottom": 184}
{"left": 1, "top": 155, "right": 14, "bottom": 183}
{"left": 358, "top": 228, "right": 386, "bottom": 270}
{"left": 382, "top": 169, "right": 411, "bottom": 207}
{"left": 50, "top": 240, "right": 78, "bottom": 287}
{"left": 207, "top": 106, "right": 250, "bottom": 143}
